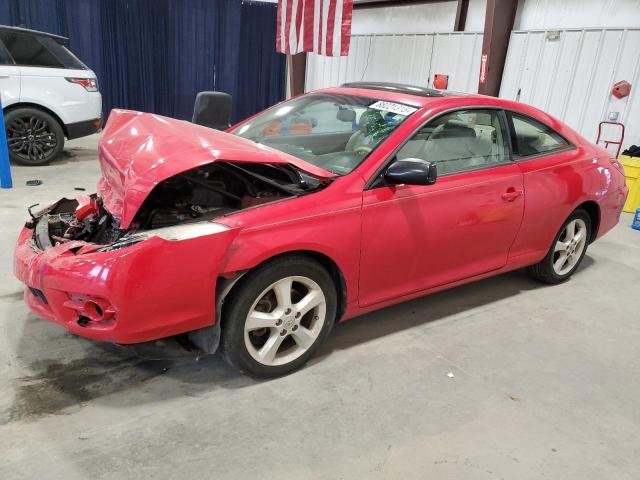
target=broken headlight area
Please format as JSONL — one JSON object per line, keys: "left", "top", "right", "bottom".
{"left": 31, "top": 196, "right": 123, "bottom": 250}
{"left": 97, "top": 222, "right": 230, "bottom": 252}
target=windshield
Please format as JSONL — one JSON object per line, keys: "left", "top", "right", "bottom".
{"left": 231, "top": 94, "right": 417, "bottom": 175}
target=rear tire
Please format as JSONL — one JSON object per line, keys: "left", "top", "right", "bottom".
{"left": 528, "top": 208, "right": 591, "bottom": 284}
{"left": 221, "top": 256, "right": 337, "bottom": 378}
{"left": 4, "top": 107, "right": 65, "bottom": 165}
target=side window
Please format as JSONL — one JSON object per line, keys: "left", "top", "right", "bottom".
{"left": 0, "top": 39, "right": 13, "bottom": 65}
{"left": 509, "top": 112, "right": 569, "bottom": 157}
{"left": 0, "top": 33, "right": 64, "bottom": 68}
{"left": 396, "top": 109, "right": 509, "bottom": 175}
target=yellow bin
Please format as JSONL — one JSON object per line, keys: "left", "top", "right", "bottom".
{"left": 621, "top": 154, "right": 640, "bottom": 213}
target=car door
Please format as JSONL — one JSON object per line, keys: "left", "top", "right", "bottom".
{"left": 504, "top": 110, "right": 587, "bottom": 260}
{"left": 358, "top": 108, "right": 525, "bottom": 307}
{"left": 0, "top": 38, "right": 20, "bottom": 107}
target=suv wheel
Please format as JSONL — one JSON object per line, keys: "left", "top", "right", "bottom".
{"left": 221, "top": 256, "right": 337, "bottom": 378}
{"left": 4, "top": 107, "right": 65, "bottom": 165}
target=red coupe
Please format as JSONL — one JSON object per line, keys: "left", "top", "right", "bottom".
{"left": 14, "top": 83, "right": 627, "bottom": 377}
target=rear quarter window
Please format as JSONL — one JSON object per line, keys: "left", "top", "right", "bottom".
{"left": 508, "top": 112, "right": 570, "bottom": 158}
{"left": 38, "top": 36, "right": 87, "bottom": 69}
{"left": 0, "top": 32, "right": 86, "bottom": 69}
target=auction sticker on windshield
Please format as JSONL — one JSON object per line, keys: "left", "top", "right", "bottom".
{"left": 369, "top": 101, "right": 417, "bottom": 116}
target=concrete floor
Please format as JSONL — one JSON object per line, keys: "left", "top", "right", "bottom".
{"left": 1, "top": 135, "right": 639, "bottom": 479}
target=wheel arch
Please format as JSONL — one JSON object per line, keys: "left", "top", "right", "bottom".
{"left": 218, "top": 249, "right": 348, "bottom": 325}
{"left": 575, "top": 200, "right": 600, "bottom": 243}
{"left": 3, "top": 102, "right": 69, "bottom": 137}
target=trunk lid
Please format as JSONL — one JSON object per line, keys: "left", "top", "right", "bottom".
{"left": 98, "top": 109, "right": 333, "bottom": 228}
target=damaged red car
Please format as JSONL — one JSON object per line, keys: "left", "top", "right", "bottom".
{"left": 14, "top": 83, "right": 627, "bottom": 377}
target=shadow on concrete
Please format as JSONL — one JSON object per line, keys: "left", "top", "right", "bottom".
{"left": 0, "top": 290, "right": 24, "bottom": 302}
{"left": 52, "top": 146, "right": 100, "bottom": 165}
{"left": 8, "top": 146, "right": 96, "bottom": 168}
{"left": 3, "top": 256, "right": 596, "bottom": 423}
{"left": 322, "top": 256, "right": 594, "bottom": 355}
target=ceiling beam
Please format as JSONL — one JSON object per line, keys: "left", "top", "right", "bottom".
{"left": 453, "top": 0, "right": 469, "bottom": 31}
{"left": 288, "top": 53, "right": 307, "bottom": 97}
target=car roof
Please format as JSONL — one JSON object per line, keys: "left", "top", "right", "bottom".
{"left": 0, "top": 25, "right": 68, "bottom": 44}
{"left": 341, "top": 82, "right": 461, "bottom": 98}
{"left": 316, "top": 82, "right": 473, "bottom": 108}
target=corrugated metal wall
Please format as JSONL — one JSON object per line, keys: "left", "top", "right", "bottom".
{"left": 306, "top": 26, "right": 640, "bottom": 151}
{"left": 431, "top": 33, "right": 484, "bottom": 92}
{"left": 501, "top": 28, "right": 640, "bottom": 150}
{"left": 514, "top": 0, "right": 640, "bottom": 30}
{"left": 306, "top": 32, "right": 483, "bottom": 93}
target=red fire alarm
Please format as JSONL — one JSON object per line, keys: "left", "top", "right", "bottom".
{"left": 433, "top": 74, "right": 449, "bottom": 90}
{"left": 612, "top": 80, "right": 631, "bottom": 99}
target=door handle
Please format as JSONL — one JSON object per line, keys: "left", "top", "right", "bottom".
{"left": 501, "top": 187, "right": 523, "bottom": 201}
{"left": 0, "top": 75, "right": 10, "bottom": 79}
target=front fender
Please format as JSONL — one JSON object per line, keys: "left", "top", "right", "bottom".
{"left": 220, "top": 209, "right": 361, "bottom": 307}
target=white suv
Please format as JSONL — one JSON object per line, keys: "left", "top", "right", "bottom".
{"left": 0, "top": 25, "right": 102, "bottom": 165}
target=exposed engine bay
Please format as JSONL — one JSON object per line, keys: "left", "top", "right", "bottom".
{"left": 29, "top": 161, "right": 326, "bottom": 249}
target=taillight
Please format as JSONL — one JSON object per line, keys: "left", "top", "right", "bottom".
{"left": 609, "top": 157, "right": 625, "bottom": 175}
{"left": 65, "top": 77, "right": 99, "bottom": 92}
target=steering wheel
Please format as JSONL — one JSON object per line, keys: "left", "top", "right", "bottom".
{"left": 353, "top": 145, "right": 373, "bottom": 156}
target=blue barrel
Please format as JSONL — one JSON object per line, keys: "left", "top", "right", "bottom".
{"left": 632, "top": 208, "right": 640, "bottom": 231}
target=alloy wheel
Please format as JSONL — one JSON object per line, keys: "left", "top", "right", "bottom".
{"left": 244, "top": 276, "right": 327, "bottom": 366}
{"left": 6, "top": 115, "right": 58, "bottom": 163}
{"left": 552, "top": 218, "right": 588, "bottom": 276}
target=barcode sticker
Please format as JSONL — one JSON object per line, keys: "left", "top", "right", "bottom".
{"left": 369, "top": 101, "right": 417, "bottom": 116}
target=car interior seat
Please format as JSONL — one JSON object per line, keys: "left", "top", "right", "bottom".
{"left": 516, "top": 131, "right": 545, "bottom": 156}
{"left": 345, "top": 110, "right": 387, "bottom": 152}
{"left": 422, "top": 120, "right": 490, "bottom": 174}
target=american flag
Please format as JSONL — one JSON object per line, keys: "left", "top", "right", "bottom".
{"left": 276, "top": 0, "right": 353, "bottom": 57}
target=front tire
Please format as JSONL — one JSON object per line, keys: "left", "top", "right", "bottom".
{"left": 528, "top": 208, "right": 591, "bottom": 284}
{"left": 221, "top": 256, "right": 337, "bottom": 378}
{"left": 4, "top": 107, "right": 65, "bottom": 165}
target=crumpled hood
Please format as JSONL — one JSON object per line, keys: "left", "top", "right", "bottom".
{"left": 98, "top": 109, "right": 333, "bottom": 229}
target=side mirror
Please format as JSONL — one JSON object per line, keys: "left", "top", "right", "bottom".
{"left": 192, "top": 91, "right": 232, "bottom": 130}
{"left": 384, "top": 157, "right": 437, "bottom": 186}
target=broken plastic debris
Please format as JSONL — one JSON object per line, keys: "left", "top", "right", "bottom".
{"left": 447, "top": 372, "right": 455, "bottom": 378}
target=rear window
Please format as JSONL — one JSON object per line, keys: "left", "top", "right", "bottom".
{"left": 508, "top": 112, "right": 570, "bottom": 157}
{"left": 0, "top": 32, "right": 87, "bottom": 69}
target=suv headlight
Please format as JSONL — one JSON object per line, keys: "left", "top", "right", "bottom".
{"left": 98, "top": 222, "right": 230, "bottom": 252}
